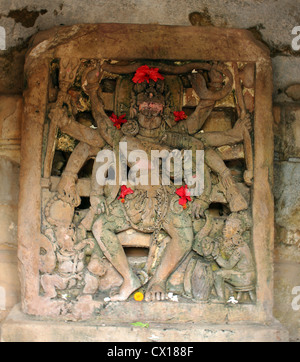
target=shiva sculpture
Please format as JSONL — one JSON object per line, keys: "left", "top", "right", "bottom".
{"left": 40, "top": 58, "right": 256, "bottom": 310}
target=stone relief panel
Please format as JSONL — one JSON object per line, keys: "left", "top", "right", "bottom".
{"left": 38, "top": 57, "right": 257, "bottom": 318}
{"left": 18, "top": 24, "right": 274, "bottom": 322}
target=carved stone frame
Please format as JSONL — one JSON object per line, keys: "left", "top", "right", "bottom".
{"left": 19, "top": 24, "right": 274, "bottom": 323}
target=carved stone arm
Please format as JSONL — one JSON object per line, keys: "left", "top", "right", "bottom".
{"left": 88, "top": 89, "right": 117, "bottom": 147}
{"left": 56, "top": 142, "right": 99, "bottom": 206}
{"left": 181, "top": 65, "right": 233, "bottom": 135}
{"left": 191, "top": 164, "right": 212, "bottom": 218}
{"left": 215, "top": 248, "right": 241, "bottom": 269}
{"left": 195, "top": 113, "right": 252, "bottom": 148}
{"left": 48, "top": 101, "right": 105, "bottom": 148}
{"left": 82, "top": 66, "right": 117, "bottom": 148}
{"left": 60, "top": 120, "right": 105, "bottom": 148}
{"left": 183, "top": 99, "right": 215, "bottom": 135}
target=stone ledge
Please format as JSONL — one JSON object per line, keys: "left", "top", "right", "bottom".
{"left": 1, "top": 304, "right": 289, "bottom": 342}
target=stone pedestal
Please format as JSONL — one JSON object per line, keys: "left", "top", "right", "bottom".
{"left": 1, "top": 304, "right": 288, "bottom": 342}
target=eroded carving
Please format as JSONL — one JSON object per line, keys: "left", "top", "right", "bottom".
{"left": 37, "top": 55, "right": 257, "bottom": 318}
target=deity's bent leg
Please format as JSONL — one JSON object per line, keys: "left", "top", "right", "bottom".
{"left": 92, "top": 204, "right": 141, "bottom": 301}
{"left": 145, "top": 213, "right": 194, "bottom": 301}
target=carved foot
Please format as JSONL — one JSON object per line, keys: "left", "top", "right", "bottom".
{"left": 145, "top": 282, "right": 167, "bottom": 301}
{"left": 110, "top": 274, "right": 141, "bottom": 301}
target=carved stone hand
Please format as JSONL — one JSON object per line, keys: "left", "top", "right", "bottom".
{"left": 48, "top": 106, "right": 71, "bottom": 129}
{"left": 192, "top": 199, "right": 209, "bottom": 219}
{"left": 232, "top": 113, "right": 252, "bottom": 139}
{"left": 82, "top": 65, "right": 102, "bottom": 95}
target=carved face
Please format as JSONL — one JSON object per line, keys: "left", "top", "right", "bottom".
{"left": 137, "top": 102, "right": 164, "bottom": 129}
{"left": 139, "top": 101, "right": 164, "bottom": 117}
{"left": 223, "top": 219, "right": 241, "bottom": 240}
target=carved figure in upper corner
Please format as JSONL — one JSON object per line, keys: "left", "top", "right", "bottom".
{"left": 211, "top": 212, "right": 256, "bottom": 303}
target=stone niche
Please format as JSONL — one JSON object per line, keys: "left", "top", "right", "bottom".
{"left": 5, "top": 24, "right": 288, "bottom": 341}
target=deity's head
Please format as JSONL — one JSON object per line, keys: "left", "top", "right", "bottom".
{"left": 136, "top": 78, "right": 165, "bottom": 114}
{"left": 133, "top": 78, "right": 167, "bottom": 130}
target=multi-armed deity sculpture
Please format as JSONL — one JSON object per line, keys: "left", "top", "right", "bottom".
{"left": 38, "top": 55, "right": 256, "bottom": 316}
{"left": 16, "top": 24, "right": 278, "bottom": 325}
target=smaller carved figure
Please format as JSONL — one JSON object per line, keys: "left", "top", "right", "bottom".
{"left": 183, "top": 212, "right": 221, "bottom": 301}
{"left": 212, "top": 213, "right": 256, "bottom": 303}
{"left": 41, "top": 195, "right": 106, "bottom": 299}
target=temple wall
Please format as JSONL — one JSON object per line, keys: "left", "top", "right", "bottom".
{"left": 0, "top": 0, "right": 299, "bottom": 340}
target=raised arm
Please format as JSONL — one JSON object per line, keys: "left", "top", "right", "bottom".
{"left": 56, "top": 141, "right": 99, "bottom": 206}
{"left": 82, "top": 67, "right": 118, "bottom": 147}
{"left": 48, "top": 103, "right": 105, "bottom": 148}
{"left": 172, "top": 65, "right": 233, "bottom": 135}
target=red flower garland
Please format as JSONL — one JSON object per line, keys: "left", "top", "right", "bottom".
{"left": 132, "top": 65, "right": 164, "bottom": 84}
{"left": 109, "top": 113, "right": 127, "bottom": 129}
{"left": 173, "top": 111, "right": 187, "bottom": 122}
{"left": 118, "top": 185, "right": 134, "bottom": 203}
{"left": 175, "top": 185, "right": 191, "bottom": 209}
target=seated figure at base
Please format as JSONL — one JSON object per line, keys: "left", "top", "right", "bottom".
{"left": 212, "top": 213, "right": 256, "bottom": 303}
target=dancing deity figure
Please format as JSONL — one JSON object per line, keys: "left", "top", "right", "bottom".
{"left": 73, "top": 64, "right": 252, "bottom": 301}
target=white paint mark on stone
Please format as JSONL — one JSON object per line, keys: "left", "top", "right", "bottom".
{"left": 0, "top": 286, "right": 6, "bottom": 310}
{"left": 0, "top": 26, "right": 6, "bottom": 50}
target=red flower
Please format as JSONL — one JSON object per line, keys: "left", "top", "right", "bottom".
{"left": 174, "top": 111, "right": 187, "bottom": 122}
{"left": 109, "top": 113, "right": 127, "bottom": 129}
{"left": 132, "top": 65, "right": 164, "bottom": 84}
{"left": 118, "top": 185, "right": 134, "bottom": 203}
{"left": 176, "top": 185, "right": 191, "bottom": 209}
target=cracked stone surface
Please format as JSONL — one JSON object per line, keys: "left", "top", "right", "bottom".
{"left": 0, "top": 0, "right": 299, "bottom": 51}
{"left": 0, "top": 1, "right": 299, "bottom": 98}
